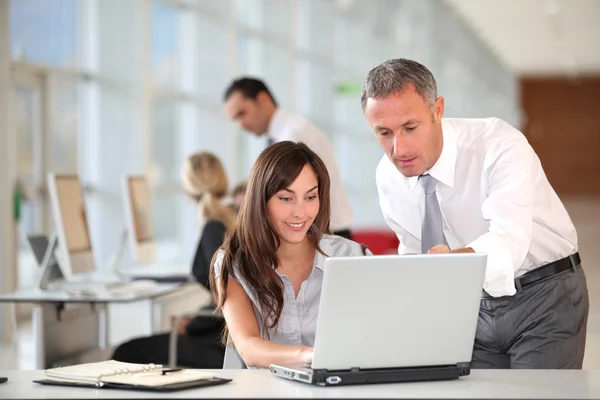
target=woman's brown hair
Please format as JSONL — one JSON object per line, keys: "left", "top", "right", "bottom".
{"left": 209, "top": 141, "right": 331, "bottom": 340}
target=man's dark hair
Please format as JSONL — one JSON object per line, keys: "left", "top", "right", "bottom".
{"left": 223, "top": 77, "right": 278, "bottom": 107}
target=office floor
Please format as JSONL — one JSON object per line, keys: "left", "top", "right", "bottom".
{"left": 1, "top": 197, "right": 599, "bottom": 370}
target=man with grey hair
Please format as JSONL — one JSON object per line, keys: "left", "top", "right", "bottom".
{"left": 362, "top": 58, "right": 588, "bottom": 369}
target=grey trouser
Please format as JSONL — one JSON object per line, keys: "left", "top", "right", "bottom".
{"left": 472, "top": 265, "right": 589, "bottom": 369}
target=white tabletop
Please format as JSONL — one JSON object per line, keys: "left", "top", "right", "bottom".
{"left": 1, "top": 369, "right": 599, "bottom": 399}
{"left": 0, "top": 284, "right": 182, "bottom": 304}
{"left": 119, "top": 263, "right": 191, "bottom": 278}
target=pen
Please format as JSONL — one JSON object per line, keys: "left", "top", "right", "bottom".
{"left": 161, "top": 368, "right": 184, "bottom": 375}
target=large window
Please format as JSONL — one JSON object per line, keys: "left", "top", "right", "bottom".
{"left": 151, "top": 2, "right": 180, "bottom": 90}
{"left": 149, "top": 2, "right": 189, "bottom": 261}
{"left": 10, "top": 0, "right": 80, "bottom": 67}
{"left": 8, "top": 0, "right": 83, "bottom": 293}
{"left": 51, "top": 79, "right": 80, "bottom": 174}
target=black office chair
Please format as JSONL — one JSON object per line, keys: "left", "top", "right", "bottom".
{"left": 167, "top": 304, "right": 224, "bottom": 368}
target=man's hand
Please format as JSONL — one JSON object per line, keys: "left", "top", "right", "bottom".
{"left": 427, "top": 245, "right": 475, "bottom": 254}
{"left": 428, "top": 244, "right": 450, "bottom": 254}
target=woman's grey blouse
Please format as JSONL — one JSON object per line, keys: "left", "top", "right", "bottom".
{"left": 212, "top": 234, "right": 371, "bottom": 347}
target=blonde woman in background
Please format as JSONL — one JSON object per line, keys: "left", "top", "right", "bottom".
{"left": 113, "top": 151, "right": 244, "bottom": 368}
{"left": 182, "top": 151, "right": 236, "bottom": 288}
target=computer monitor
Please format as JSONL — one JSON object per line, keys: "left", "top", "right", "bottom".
{"left": 47, "top": 173, "right": 96, "bottom": 280}
{"left": 122, "top": 175, "right": 156, "bottom": 264}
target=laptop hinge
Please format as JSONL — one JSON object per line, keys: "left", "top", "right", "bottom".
{"left": 456, "top": 362, "right": 471, "bottom": 376}
{"left": 350, "top": 367, "right": 360, "bottom": 373}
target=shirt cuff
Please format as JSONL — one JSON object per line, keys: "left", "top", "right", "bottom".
{"left": 468, "top": 234, "right": 517, "bottom": 297}
{"left": 399, "top": 242, "right": 419, "bottom": 255}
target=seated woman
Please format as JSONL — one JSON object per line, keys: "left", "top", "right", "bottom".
{"left": 210, "top": 141, "right": 371, "bottom": 369}
{"left": 113, "top": 151, "right": 239, "bottom": 368}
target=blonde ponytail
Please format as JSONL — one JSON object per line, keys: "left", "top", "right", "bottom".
{"left": 198, "top": 192, "right": 236, "bottom": 230}
{"left": 181, "top": 151, "right": 236, "bottom": 229}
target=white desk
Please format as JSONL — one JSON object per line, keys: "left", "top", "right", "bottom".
{"left": 118, "top": 263, "right": 192, "bottom": 283}
{"left": 0, "top": 369, "right": 599, "bottom": 398}
{"left": 0, "top": 284, "right": 208, "bottom": 369}
{"left": 107, "top": 283, "right": 212, "bottom": 346}
{"left": 0, "top": 285, "right": 181, "bottom": 303}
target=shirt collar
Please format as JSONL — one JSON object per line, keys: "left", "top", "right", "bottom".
{"left": 267, "top": 108, "right": 287, "bottom": 141}
{"left": 273, "top": 244, "right": 325, "bottom": 274}
{"left": 407, "top": 119, "right": 457, "bottom": 191}
{"left": 314, "top": 250, "right": 325, "bottom": 272}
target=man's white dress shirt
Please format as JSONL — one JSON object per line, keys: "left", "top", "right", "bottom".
{"left": 268, "top": 109, "right": 354, "bottom": 232}
{"left": 376, "top": 118, "right": 578, "bottom": 297}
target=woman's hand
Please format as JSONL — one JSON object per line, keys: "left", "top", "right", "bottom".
{"left": 297, "top": 346, "right": 314, "bottom": 367}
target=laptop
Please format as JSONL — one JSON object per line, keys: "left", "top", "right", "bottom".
{"left": 27, "top": 233, "right": 65, "bottom": 288}
{"left": 270, "top": 253, "right": 487, "bottom": 386}
{"left": 26, "top": 234, "right": 50, "bottom": 265}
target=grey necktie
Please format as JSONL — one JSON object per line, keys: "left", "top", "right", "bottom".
{"left": 419, "top": 174, "right": 447, "bottom": 254}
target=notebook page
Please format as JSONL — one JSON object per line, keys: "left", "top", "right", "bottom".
{"left": 101, "top": 370, "right": 214, "bottom": 387}
{"left": 46, "top": 360, "right": 162, "bottom": 383}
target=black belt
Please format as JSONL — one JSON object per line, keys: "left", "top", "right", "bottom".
{"left": 516, "top": 252, "right": 581, "bottom": 290}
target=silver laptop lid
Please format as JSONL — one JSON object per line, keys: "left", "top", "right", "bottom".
{"left": 312, "top": 253, "right": 487, "bottom": 371}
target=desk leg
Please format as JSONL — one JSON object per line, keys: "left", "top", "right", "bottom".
{"left": 36, "top": 303, "right": 101, "bottom": 368}
{"left": 98, "top": 303, "right": 108, "bottom": 349}
{"left": 32, "top": 305, "right": 45, "bottom": 369}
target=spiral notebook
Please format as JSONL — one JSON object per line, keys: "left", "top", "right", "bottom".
{"left": 34, "top": 360, "right": 231, "bottom": 392}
